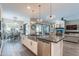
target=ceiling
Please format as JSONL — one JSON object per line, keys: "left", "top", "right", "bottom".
{"left": 1, "top": 3, "right": 79, "bottom": 20}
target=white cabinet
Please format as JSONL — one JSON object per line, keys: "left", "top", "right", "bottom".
{"left": 31, "top": 40, "right": 38, "bottom": 55}
{"left": 21, "top": 37, "right": 38, "bottom": 55}
{"left": 21, "top": 37, "right": 63, "bottom": 56}
{"left": 51, "top": 40, "right": 63, "bottom": 56}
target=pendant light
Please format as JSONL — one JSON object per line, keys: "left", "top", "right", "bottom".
{"left": 37, "top": 4, "right": 42, "bottom": 22}
{"left": 49, "top": 3, "right": 55, "bottom": 20}
{"left": 49, "top": 3, "right": 52, "bottom": 19}
{"left": 31, "top": 9, "right": 35, "bottom": 24}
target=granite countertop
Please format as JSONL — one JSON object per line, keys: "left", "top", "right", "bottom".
{"left": 27, "top": 34, "right": 64, "bottom": 43}
{"left": 37, "top": 36, "right": 64, "bottom": 43}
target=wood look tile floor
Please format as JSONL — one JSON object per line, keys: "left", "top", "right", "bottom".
{"left": 1, "top": 39, "right": 79, "bottom": 56}
{"left": 63, "top": 41, "right": 79, "bottom": 56}
{"left": 1, "top": 39, "right": 35, "bottom": 56}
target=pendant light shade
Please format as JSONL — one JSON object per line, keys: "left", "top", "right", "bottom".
{"left": 49, "top": 3, "right": 52, "bottom": 18}
{"left": 49, "top": 3, "right": 55, "bottom": 20}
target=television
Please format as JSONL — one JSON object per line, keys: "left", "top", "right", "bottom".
{"left": 66, "top": 25, "right": 77, "bottom": 30}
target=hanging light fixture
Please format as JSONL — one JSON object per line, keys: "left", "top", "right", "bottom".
{"left": 37, "top": 4, "right": 42, "bottom": 22}
{"left": 49, "top": 3, "right": 55, "bottom": 20}
{"left": 49, "top": 3, "right": 52, "bottom": 19}
{"left": 31, "top": 9, "right": 35, "bottom": 24}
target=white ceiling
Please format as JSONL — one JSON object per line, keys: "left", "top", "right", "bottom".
{"left": 1, "top": 3, "right": 79, "bottom": 20}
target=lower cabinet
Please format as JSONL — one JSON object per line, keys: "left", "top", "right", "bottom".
{"left": 31, "top": 41, "right": 37, "bottom": 55}
{"left": 21, "top": 38, "right": 38, "bottom": 55}
{"left": 38, "top": 40, "right": 51, "bottom": 56}
{"left": 51, "top": 40, "right": 63, "bottom": 56}
{"left": 21, "top": 38, "right": 63, "bottom": 56}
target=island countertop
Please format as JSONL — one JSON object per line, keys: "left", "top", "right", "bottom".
{"left": 37, "top": 36, "right": 64, "bottom": 43}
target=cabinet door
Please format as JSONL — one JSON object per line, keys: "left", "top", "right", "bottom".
{"left": 31, "top": 40, "right": 38, "bottom": 55}
{"left": 42, "top": 42, "right": 51, "bottom": 56}
{"left": 25, "top": 39, "right": 32, "bottom": 50}
{"left": 51, "top": 40, "right": 63, "bottom": 56}
{"left": 38, "top": 40, "right": 51, "bottom": 56}
{"left": 38, "top": 40, "right": 43, "bottom": 56}
{"left": 21, "top": 38, "right": 38, "bottom": 55}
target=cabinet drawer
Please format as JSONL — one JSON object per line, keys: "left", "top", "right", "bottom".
{"left": 38, "top": 40, "right": 51, "bottom": 56}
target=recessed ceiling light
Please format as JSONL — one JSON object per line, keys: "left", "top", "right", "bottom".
{"left": 27, "top": 6, "right": 31, "bottom": 9}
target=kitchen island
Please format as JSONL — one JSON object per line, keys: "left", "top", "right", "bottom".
{"left": 21, "top": 35, "right": 64, "bottom": 56}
